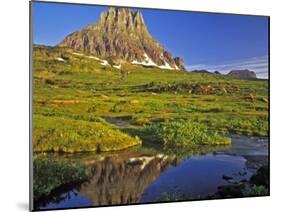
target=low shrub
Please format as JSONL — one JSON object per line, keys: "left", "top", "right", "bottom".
{"left": 110, "top": 100, "right": 143, "bottom": 113}
{"left": 132, "top": 116, "right": 150, "bottom": 126}
{"left": 244, "top": 185, "right": 268, "bottom": 196}
{"left": 33, "top": 157, "right": 88, "bottom": 200}
{"left": 157, "top": 192, "right": 191, "bottom": 201}
{"left": 151, "top": 119, "right": 231, "bottom": 147}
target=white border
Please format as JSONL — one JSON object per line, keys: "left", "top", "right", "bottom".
{"left": 1, "top": 0, "right": 279, "bottom": 212}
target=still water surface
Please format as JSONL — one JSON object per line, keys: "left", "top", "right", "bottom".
{"left": 36, "top": 135, "right": 268, "bottom": 210}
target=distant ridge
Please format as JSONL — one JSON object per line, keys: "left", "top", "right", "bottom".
{"left": 191, "top": 70, "right": 212, "bottom": 74}
{"left": 227, "top": 69, "right": 257, "bottom": 79}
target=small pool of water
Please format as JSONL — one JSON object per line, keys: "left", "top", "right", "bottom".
{"left": 35, "top": 135, "right": 268, "bottom": 210}
{"left": 140, "top": 153, "right": 251, "bottom": 202}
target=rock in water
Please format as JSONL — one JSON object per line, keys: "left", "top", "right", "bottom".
{"left": 58, "top": 7, "right": 185, "bottom": 70}
{"left": 250, "top": 165, "right": 269, "bottom": 187}
{"left": 222, "top": 175, "right": 233, "bottom": 181}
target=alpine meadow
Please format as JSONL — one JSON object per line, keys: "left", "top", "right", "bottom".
{"left": 31, "top": 3, "right": 269, "bottom": 210}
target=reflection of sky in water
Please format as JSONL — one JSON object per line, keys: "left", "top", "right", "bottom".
{"left": 141, "top": 154, "right": 251, "bottom": 202}
{"left": 39, "top": 189, "right": 92, "bottom": 210}
{"left": 225, "top": 136, "right": 268, "bottom": 156}
{"left": 36, "top": 136, "right": 268, "bottom": 210}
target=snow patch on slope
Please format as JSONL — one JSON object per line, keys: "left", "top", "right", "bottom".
{"left": 132, "top": 52, "right": 176, "bottom": 70}
{"left": 87, "top": 55, "right": 109, "bottom": 66}
{"left": 131, "top": 53, "right": 157, "bottom": 67}
{"left": 100, "top": 60, "right": 109, "bottom": 66}
{"left": 132, "top": 53, "right": 157, "bottom": 67}
{"left": 56, "top": 57, "right": 65, "bottom": 62}
{"left": 72, "top": 52, "right": 83, "bottom": 56}
{"left": 113, "top": 64, "right": 121, "bottom": 69}
{"left": 158, "top": 60, "right": 174, "bottom": 70}
{"left": 71, "top": 51, "right": 178, "bottom": 70}
{"left": 87, "top": 55, "right": 100, "bottom": 60}
{"left": 72, "top": 52, "right": 109, "bottom": 66}
{"left": 143, "top": 53, "right": 158, "bottom": 66}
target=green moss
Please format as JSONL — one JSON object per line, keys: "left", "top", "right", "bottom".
{"left": 33, "top": 115, "right": 141, "bottom": 153}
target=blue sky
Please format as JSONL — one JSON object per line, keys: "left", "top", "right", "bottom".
{"left": 32, "top": 2, "right": 269, "bottom": 78}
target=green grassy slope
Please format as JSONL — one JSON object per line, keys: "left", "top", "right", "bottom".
{"left": 32, "top": 45, "right": 269, "bottom": 152}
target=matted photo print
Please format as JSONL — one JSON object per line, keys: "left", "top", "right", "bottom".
{"left": 30, "top": 1, "right": 269, "bottom": 211}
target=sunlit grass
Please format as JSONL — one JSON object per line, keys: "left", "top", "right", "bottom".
{"left": 33, "top": 45, "right": 269, "bottom": 153}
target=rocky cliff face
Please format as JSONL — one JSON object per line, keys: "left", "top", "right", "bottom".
{"left": 79, "top": 154, "right": 178, "bottom": 205}
{"left": 58, "top": 7, "right": 185, "bottom": 70}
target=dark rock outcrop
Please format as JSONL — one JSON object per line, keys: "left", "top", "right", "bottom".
{"left": 174, "top": 57, "right": 185, "bottom": 70}
{"left": 250, "top": 165, "right": 269, "bottom": 187}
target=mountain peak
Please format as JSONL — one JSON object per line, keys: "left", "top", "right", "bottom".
{"left": 58, "top": 7, "right": 185, "bottom": 70}
{"left": 97, "top": 7, "right": 147, "bottom": 33}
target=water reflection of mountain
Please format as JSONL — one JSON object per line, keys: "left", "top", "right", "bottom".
{"left": 35, "top": 137, "right": 269, "bottom": 210}
{"left": 79, "top": 154, "right": 178, "bottom": 206}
